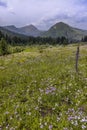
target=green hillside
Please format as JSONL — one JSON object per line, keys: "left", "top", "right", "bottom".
{"left": 41, "top": 22, "right": 87, "bottom": 41}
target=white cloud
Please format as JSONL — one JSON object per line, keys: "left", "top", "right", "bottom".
{"left": 0, "top": 0, "right": 87, "bottom": 29}
{"left": 0, "top": 0, "right": 7, "bottom": 7}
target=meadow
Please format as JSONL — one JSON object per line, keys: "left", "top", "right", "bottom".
{"left": 0, "top": 44, "right": 87, "bottom": 130}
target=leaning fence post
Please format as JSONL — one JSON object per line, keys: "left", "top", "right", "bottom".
{"left": 75, "top": 45, "right": 80, "bottom": 73}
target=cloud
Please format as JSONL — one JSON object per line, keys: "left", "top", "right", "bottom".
{"left": 8, "top": 7, "right": 16, "bottom": 15}
{"left": 0, "top": 0, "right": 87, "bottom": 30}
{"left": 35, "top": 0, "right": 87, "bottom": 30}
{"left": 0, "top": 0, "right": 7, "bottom": 7}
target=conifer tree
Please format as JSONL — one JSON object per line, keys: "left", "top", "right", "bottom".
{"left": 0, "top": 38, "right": 9, "bottom": 55}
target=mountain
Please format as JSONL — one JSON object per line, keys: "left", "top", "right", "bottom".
{"left": 19, "top": 24, "right": 41, "bottom": 36}
{"left": 41, "top": 22, "right": 87, "bottom": 41}
{"left": 1, "top": 22, "right": 87, "bottom": 41}
{"left": 3, "top": 24, "right": 41, "bottom": 37}
{"left": 4, "top": 25, "right": 19, "bottom": 33}
{"left": 0, "top": 26, "right": 27, "bottom": 38}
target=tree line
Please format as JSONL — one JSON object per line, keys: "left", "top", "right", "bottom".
{"left": 0, "top": 31, "right": 69, "bottom": 45}
{"left": 82, "top": 36, "right": 87, "bottom": 42}
{"left": 1, "top": 31, "right": 87, "bottom": 46}
{"left": 0, "top": 30, "right": 87, "bottom": 55}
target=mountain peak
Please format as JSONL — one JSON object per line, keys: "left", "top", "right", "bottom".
{"left": 19, "top": 24, "right": 40, "bottom": 36}
{"left": 4, "top": 25, "right": 17, "bottom": 29}
{"left": 28, "top": 24, "right": 36, "bottom": 27}
{"left": 57, "top": 22, "right": 67, "bottom": 25}
{"left": 43, "top": 22, "right": 74, "bottom": 39}
{"left": 49, "top": 22, "right": 70, "bottom": 32}
{"left": 3, "top": 25, "right": 18, "bottom": 33}
{"left": 53, "top": 22, "right": 69, "bottom": 28}
{"left": 21, "top": 24, "right": 38, "bottom": 30}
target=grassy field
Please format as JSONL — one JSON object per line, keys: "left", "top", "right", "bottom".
{"left": 0, "top": 44, "right": 87, "bottom": 130}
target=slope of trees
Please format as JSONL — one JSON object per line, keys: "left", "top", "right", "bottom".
{"left": 0, "top": 31, "right": 5, "bottom": 40}
{"left": 82, "top": 36, "right": 87, "bottom": 42}
{"left": 0, "top": 30, "right": 74, "bottom": 46}
{"left": 0, "top": 38, "right": 9, "bottom": 55}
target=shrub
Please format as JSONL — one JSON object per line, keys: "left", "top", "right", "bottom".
{"left": 0, "top": 38, "right": 9, "bottom": 55}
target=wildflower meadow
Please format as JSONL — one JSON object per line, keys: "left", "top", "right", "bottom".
{"left": 0, "top": 44, "right": 87, "bottom": 130}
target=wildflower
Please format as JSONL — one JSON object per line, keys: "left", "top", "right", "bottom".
{"left": 80, "top": 118, "right": 87, "bottom": 122}
{"left": 0, "top": 125, "right": 2, "bottom": 130}
{"left": 10, "top": 116, "right": 13, "bottom": 120}
{"left": 55, "top": 103, "right": 58, "bottom": 107}
{"left": 63, "top": 128, "right": 68, "bottom": 130}
{"left": 35, "top": 106, "right": 39, "bottom": 110}
{"left": 10, "top": 127, "right": 15, "bottom": 130}
{"left": 28, "top": 112, "right": 31, "bottom": 115}
{"left": 19, "top": 118, "right": 22, "bottom": 121}
{"left": 74, "top": 120, "right": 78, "bottom": 126}
{"left": 68, "top": 116, "right": 74, "bottom": 121}
{"left": 52, "top": 107, "right": 55, "bottom": 110}
{"left": 82, "top": 124, "right": 86, "bottom": 129}
{"left": 5, "top": 111, "right": 9, "bottom": 115}
{"left": 49, "top": 125, "right": 53, "bottom": 130}
{"left": 44, "top": 122, "right": 47, "bottom": 126}
{"left": 45, "top": 86, "right": 56, "bottom": 94}
{"left": 57, "top": 117, "right": 60, "bottom": 122}
{"left": 40, "top": 124, "right": 44, "bottom": 129}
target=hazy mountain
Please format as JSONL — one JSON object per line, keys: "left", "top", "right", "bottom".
{"left": 0, "top": 26, "right": 27, "bottom": 38}
{"left": 41, "top": 22, "right": 87, "bottom": 41}
{"left": 1, "top": 22, "right": 87, "bottom": 41}
{"left": 4, "top": 25, "right": 19, "bottom": 33}
{"left": 19, "top": 24, "right": 41, "bottom": 36}
{"left": 3, "top": 24, "right": 41, "bottom": 37}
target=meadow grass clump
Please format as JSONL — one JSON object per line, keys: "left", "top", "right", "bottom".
{"left": 0, "top": 44, "right": 87, "bottom": 130}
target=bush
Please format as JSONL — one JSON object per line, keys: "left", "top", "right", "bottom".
{"left": 11, "top": 46, "right": 24, "bottom": 53}
{"left": 0, "top": 38, "right": 9, "bottom": 55}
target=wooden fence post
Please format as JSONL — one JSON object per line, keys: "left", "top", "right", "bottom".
{"left": 75, "top": 45, "right": 80, "bottom": 73}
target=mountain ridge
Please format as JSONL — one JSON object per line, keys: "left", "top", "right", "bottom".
{"left": 1, "top": 22, "right": 87, "bottom": 41}
{"left": 41, "top": 22, "right": 87, "bottom": 41}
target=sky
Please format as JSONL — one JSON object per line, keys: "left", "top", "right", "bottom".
{"left": 0, "top": 0, "right": 87, "bottom": 30}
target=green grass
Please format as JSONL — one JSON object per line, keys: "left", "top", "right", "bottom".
{"left": 0, "top": 44, "right": 87, "bottom": 130}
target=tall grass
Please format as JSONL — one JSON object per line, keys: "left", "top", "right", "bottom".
{"left": 0, "top": 44, "right": 87, "bottom": 130}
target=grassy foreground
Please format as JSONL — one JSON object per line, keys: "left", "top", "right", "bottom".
{"left": 0, "top": 44, "right": 87, "bottom": 130}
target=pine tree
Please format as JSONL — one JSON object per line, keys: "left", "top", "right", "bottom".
{"left": 0, "top": 38, "right": 9, "bottom": 55}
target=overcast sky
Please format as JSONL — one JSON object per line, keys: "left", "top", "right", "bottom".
{"left": 0, "top": 0, "right": 87, "bottom": 30}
